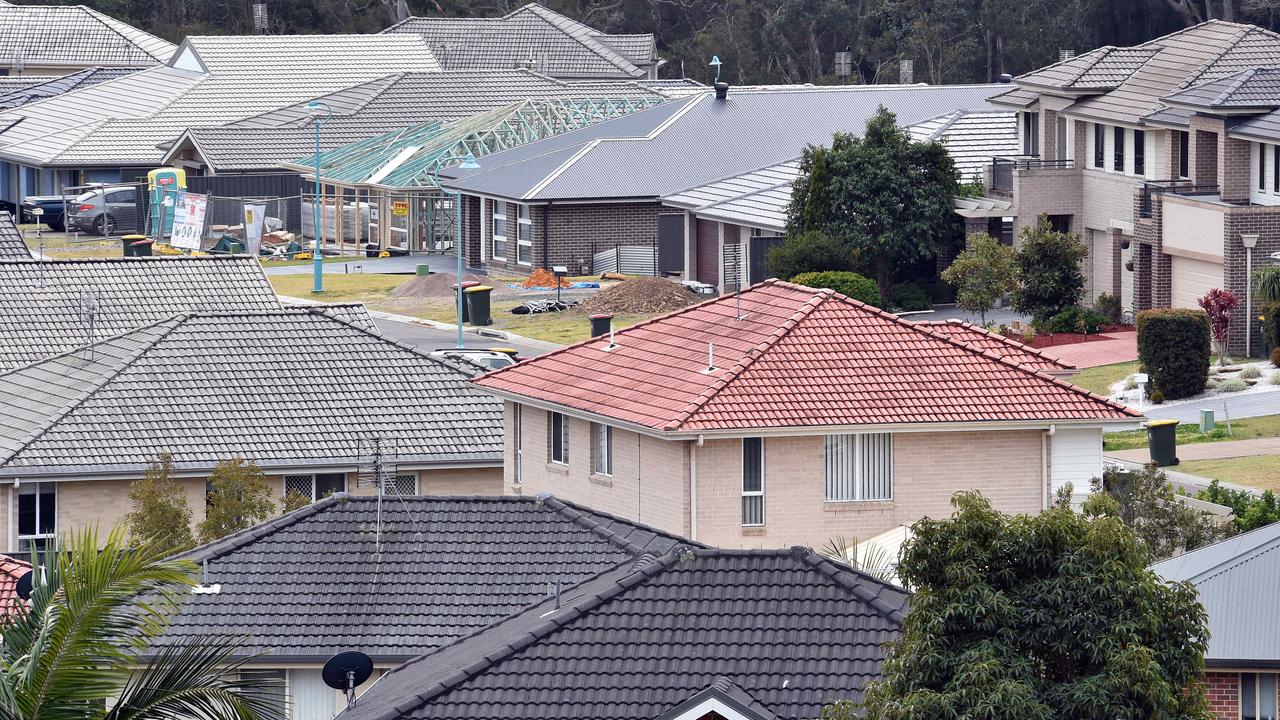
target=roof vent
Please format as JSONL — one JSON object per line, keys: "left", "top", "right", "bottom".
{"left": 999, "top": 73, "right": 1013, "bottom": 84}
{"left": 714, "top": 81, "right": 729, "bottom": 101}
{"left": 700, "top": 342, "right": 717, "bottom": 374}
{"left": 1059, "top": 49, "right": 1075, "bottom": 62}
{"left": 589, "top": 313, "right": 613, "bottom": 338}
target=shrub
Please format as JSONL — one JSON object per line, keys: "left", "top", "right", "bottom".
{"left": 1011, "top": 217, "right": 1087, "bottom": 319}
{"left": 790, "top": 270, "right": 882, "bottom": 307}
{"left": 1219, "top": 379, "right": 1248, "bottom": 392}
{"left": 1039, "top": 306, "right": 1106, "bottom": 335}
{"left": 1137, "top": 308, "right": 1211, "bottom": 400}
{"left": 1262, "top": 302, "right": 1280, "bottom": 348}
{"left": 766, "top": 230, "right": 855, "bottom": 280}
{"left": 1124, "top": 377, "right": 1138, "bottom": 391}
{"left": 1095, "top": 292, "right": 1122, "bottom": 325}
{"left": 891, "top": 283, "right": 931, "bottom": 311}
{"left": 1198, "top": 288, "right": 1240, "bottom": 362}
{"left": 941, "top": 233, "right": 1017, "bottom": 326}
{"left": 1150, "top": 389, "right": 1165, "bottom": 404}
{"left": 1241, "top": 366, "right": 1262, "bottom": 379}
{"left": 1204, "top": 379, "right": 1220, "bottom": 390}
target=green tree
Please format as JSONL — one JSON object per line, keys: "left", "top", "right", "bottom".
{"left": 1198, "top": 480, "right": 1280, "bottom": 532}
{"left": 766, "top": 230, "right": 856, "bottom": 280}
{"left": 1085, "top": 465, "right": 1233, "bottom": 561}
{"left": 280, "top": 489, "right": 312, "bottom": 515}
{"left": 1011, "top": 217, "right": 1088, "bottom": 320}
{"left": 198, "top": 458, "right": 274, "bottom": 544}
{"left": 125, "top": 452, "right": 195, "bottom": 554}
{"left": 941, "top": 233, "right": 1017, "bottom": 326}
{"left": 0, "top": 527, "right": 280, "bottom": 720}
{"left": 850, "top": 492, "right": 1212, "bottom": 720}
{"left": 786, "top": 107, "right": 961, "bottom": 296}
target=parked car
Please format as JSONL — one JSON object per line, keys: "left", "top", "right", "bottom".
{"left": 20, "top": 194, "right": 78, "bottom": 231}
{"left": 428, "top": 348, "right": 519, "bottom": 371}
{"left": 67, "top": 186, "right": 140, "bottom": 236}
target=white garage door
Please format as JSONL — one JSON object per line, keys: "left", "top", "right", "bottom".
{"left": 1170, "top": 256, "right": 1224, "bottom": 309}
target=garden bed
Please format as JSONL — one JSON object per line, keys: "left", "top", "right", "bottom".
{"left": 1006, "top": 325, "right": 1134, "bottom": 349}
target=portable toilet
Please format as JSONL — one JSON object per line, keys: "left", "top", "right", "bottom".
{"left": 147, "top": 167, "right": 187, "bottom": 237}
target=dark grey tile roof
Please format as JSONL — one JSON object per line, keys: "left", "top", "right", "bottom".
{"left": 0, "top": 66, "right": 143, "bottom": 110}
{"left": 0, "top": 4, "right": 175, "bottom": 67}
{"left": 1152, "top": 521, "right": 1280, "bottom": 665}
{"left": 1162, "top": 65, "right": 1280, "bottom": 110}
{"left": 383, "top": 3, "right": 651, "bottom": 78}
{"left": 154, "top": 493, "right": 693, "bottom": 661}
{"left": 0, "top": 212, "right": 29, "bottom": 259}
{"left": 338, "top": 546, "right": 908, "bottom": 720}
{"left": 0, "top": 308, "right": 502, "bottom": 476}
{"left": 0, "top": 256, "right": 278, "bottom": 371}
{"left": 441, "top": 83, "right": 1003, "bottom": 202}
{"left": 173, "top": 70, "right": 663, "bottom": 172}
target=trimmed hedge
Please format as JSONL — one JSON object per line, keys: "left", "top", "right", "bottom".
{"left": 790, "top": 271, "right": 882, "bottom": 307}
{"left": 1136, "top": 308, "right": 1211, "bottom": 400}
{"left": 1263, "top": 302, "right": 1280, "bottom": 348}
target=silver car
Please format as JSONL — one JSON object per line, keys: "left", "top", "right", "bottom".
{"left": 67, "top": 186, "right": 139, "bottom": 236}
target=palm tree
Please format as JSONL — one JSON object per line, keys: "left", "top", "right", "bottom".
{"left": 0, "top": 527, "right": 281, "bottom": 720}
{"left": 1257, "top": 266, "right": 1280, "bottom": 303}
{"left": 819, "top": 535, "right": 900, "bottom": 584}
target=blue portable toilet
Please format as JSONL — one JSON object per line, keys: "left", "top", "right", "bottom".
{"left": 147, "top": 167, "right": 187, "bottom": 237}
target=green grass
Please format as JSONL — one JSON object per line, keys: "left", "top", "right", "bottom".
{"left": 396, "top": 299, "right": 647, "bottom": 345}
{"left": 269, "top": 273, "right": 411, "bottom": 302}
{"left": 1104, "top": 413, "right": 1280, "bottom": 451}
{"left": 1070, "top": 361, "right": 1140, "bottom": 396}
{"left": 1179, "top": 455, "right": 1280, "bottom": 492}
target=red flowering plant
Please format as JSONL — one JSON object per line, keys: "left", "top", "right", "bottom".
{"left": 1198, "top": 288, "right": 1240, "bottom": 365}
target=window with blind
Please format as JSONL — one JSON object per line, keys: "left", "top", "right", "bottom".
{"left": 824, "top": 434, "right": 893, "bottom": 501}
{"left": 592, "top": 422, "right": 613, "bottom": 476}
{"left": 550, "top": 411, "right": 568, "bottom": 464}
{"left": 741, "top": 438, "right": 764, "bottom": 526}
{"left": 513, "top": 404, "right": 523, "bottom": 484}
{"left": 1241, "top": 673, "right": 1277, "bottom": 720}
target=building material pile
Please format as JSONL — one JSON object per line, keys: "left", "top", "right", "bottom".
{"left": 577, "top": 277, "right": 697, "bottom": 315}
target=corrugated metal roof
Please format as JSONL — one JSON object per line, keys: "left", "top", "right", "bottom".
{"left": 0, "top": 4, "right": 174, "bottom": 68}
{"left": 1152, "top": 521, "right": 1280, "bottom": 664}
{"left": 442, "top": 84, "right": 1004, "bottom": 202}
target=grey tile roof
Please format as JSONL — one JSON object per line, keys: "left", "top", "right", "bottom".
{"left": 0, "top": 34, "right": 438, "bottom": 167}
{"left": 441, "top": 83, "right": 1003, "bottom": 202}
{"left": 0, "top": 256, "right": 278, "bottom": 371}
{"left": 652, "top": 678, "right": 779, "bottom": 720}
{"left": 153, "top": 493, "right": 694, "bottom": 662}
{"left": 1018, "top": 46, "right": 1160, "bottom": 90}
{"left": 1152, "top": 521, "right": 1280, "bottom": 665}
{"left": 0, "top": 66, "right": 143, "bottom": 110}
{"left": 384, "top": 3, "right": 652, "bottom": 79}
{"left": 0, "top": 308, "right": 503, "bottom": 476}
{"left": 337, "top": 546, "right": 908, "bottom": 720}
{"left": 1162, "top": 65, "right": 1280, "bottom": 110}
{"left": 311, "top": 302, "right": 378, "bottom": 332}
{"left": 171, "top": 70, "right": 663, "bottom": 172}
{"left": 0, "top": 4, "right": 175, "bottom": 68}
{"left": 0, "top": 211, "right": 29, "bottom": 259}
{"left": 661, "top": 110, "right": 1016, "bottom": 231}
{"left": 987, "top": 84, "right": 1038, "bottom": 108}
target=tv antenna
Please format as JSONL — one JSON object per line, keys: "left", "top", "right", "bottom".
{"left": 78, "top": 289, "right": 99, "bottom": 360}
{"left": 356, "top": 434, "right": 423, "bottom": 552}
{"left": 322, "top": 651, "right": 373, "bottom": 709}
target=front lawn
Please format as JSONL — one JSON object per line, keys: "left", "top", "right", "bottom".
{"left": 1104, "top": 413, "right": 1280, "bottom": 451}
{"left": 269, "top": 273, "right": 411, "bottom": 302}
{"left": 402, "top": 300, "right": 646, "bottom": 345}
{"left": 1179, "top": 455, "right": 1280, "bottom": 492}
{"left": 1070, "top": 361, "right": 1141, "bottom": 396}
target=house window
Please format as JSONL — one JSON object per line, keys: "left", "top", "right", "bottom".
{"left": 239, "top": 669, "right": 286, "bottom": 720}
{"left": 1093, "top": 123, "right": 1105, "bottom": 168}
{"left": 824, "top": 434, "right": 893, "bottom": 501}
{"left": 1272, "top": 145, "right": 1278, "bottom": 192}
{"left": 1262, "top": 144, "right": 1268, "bottom": 192}
{"left": 283, "top": 473, "right": 346, "bottom": 501}
{"left": 1113, "top": 126, "right": 1125, "bottom": 171}
{"left": 1133, "top": 130, "right": 1145, "bottom": 176}
{"left": 516, "top": 204, "right": 532, "bottom": 265}
{"left": 1178, "top": 130, "right": 1190, "bottom": 179}
{"left": 513, "top": 404, "right": 523, "bottom": 484}
{"left": 591, "top": 423, "right": 613, "bottom": 476}
{"left": 549, "top": 411, "right": 568, "bottom": 464}
{"left": 491, "top": 203, "right": 508, "bottom": 260}
{"left": 1241, "top": 673, "right": 1277, "bottom": 720}
{"left": 387, "top": 474, "right": 417, "bottom": 495}
{"left": 1021, "top": 111, "right": 1039, "bottom": 156}
{"left": 17, "top": 482, "right": 55, "bottom": 551}
{"left": 741, "top": 437, "right": 764, "bottom": 526}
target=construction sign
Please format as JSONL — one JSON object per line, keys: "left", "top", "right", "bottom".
{"left": 392, "top": 200, "right": 410, "bottom": 217}
{"left": 170, "top": 191, "right": 208, "bottom": 250}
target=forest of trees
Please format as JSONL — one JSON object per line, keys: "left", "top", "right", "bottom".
{"left": 58, "top": 0, "right": 1280, "bottom": 85}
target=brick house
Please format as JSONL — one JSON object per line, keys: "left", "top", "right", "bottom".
{"left": 472, "top": 280, "right": 1140, "bottom": 549}
{"left": 0, "top": 308, "right": 503, "bottom": 553}
{"left": 966, "top": 21, "right": 1280, "bottom": 355}
{"left": 439, "top": 83, "right": 1003, "bottom": 280}
{"left": 1153, "top": 521, "right": 1280, "bottom": 720}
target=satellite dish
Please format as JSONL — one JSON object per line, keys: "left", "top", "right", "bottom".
{"left": 323, "top": 650, "right": 374, "bottom": 707}
{"left": 14, "top": 570, "right": 32, "bottom": 600}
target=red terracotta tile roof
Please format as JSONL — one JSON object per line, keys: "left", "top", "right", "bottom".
{"left": 0, "top": 554, "right": 31, "bottom": 615}
{"left": 473, "top": 280, "right": 1140, "bottom": 432}
{"left": 915, "top": 319, "right": 1076, "bottom": 373}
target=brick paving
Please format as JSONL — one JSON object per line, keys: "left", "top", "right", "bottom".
{"left": 1040, "top": 330, "right": 1138, "bottom": 368}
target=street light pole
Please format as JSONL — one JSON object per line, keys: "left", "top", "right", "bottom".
{"left": 432, "top": 152, "right": 480, "bottom": 349}
{"left": 307, "top": 100, "right": 332, "bottom": 294}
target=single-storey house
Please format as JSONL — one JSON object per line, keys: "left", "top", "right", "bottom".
{"left": 1153, "top": 520, "right": 1280, "bottom": 720}
{"left": 334, "top": 544, "right": 908, "bottom": 720}
{"left": 382, "top": 3, "right": 662, "bottom": 80}
{"left": 473, "top": 279, "right": 1140, "bottom": 549}
{"left": 437, "top": 82, "right": 1003, "bottom": 281}
{"left": 0, "top": 308, "right": 503, "bottom": 552}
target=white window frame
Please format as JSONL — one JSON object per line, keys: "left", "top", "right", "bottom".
{"left": 16, "top": 481, "right": 56, "bottom": 551}
{"left": 1249, "top": 142, "right": 1280, "bottom": 206}
{"left": 549, "top": 411, "right": 569, "bottom": 465}
{"left": 1240, "top": 672, "right": 1277, "bottom": 720}
{"left": 515, "top": 203, "right": 532, "bottom": 266}
{"left": 513, "top": 404, "right": 523, "bottom": 484}
{"left": 741, "top": 437, "right": 764, "bottom": 527}
{"left": 591, "top": 422, "right": 613, "bottom": 476}
{"left": 491, "top": 201, "right": 508, "bottom": 261}
{"left": 824, "top": 433, "right": 894, "bottom": 502}
{"left": 283, "top": 473, "right": 347, "bottom": 501}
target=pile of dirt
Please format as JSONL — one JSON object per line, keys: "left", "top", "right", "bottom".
{"left": 578, "top": 277, "right": 698, "bottom": 315}
{"left": 390, "top": 271, "right": 512, "bottom": 298}
{"left": 520, "top": 268, "right": 572, "bottom": 288}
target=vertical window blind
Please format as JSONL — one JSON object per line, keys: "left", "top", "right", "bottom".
{"left": 741, "top": 438, "right": 764, "bottom": 526}
{"left": 824, "top": 434, "right": 893, "bottom": 501}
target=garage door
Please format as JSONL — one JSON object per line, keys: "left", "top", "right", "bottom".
{"left": 1170, "top": 256, "right": 1224, "bottom": 309}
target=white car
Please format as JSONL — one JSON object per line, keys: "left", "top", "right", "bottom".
{"left": 428, "top": 348, "right": 518, "bottom": 371}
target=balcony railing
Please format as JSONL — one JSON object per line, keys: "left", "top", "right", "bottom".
{"left": 1137, "top": 180, "right": 1221, "bottom": 218}
{"left": 989, "top": 156, "right": 1075, "bottom": 195}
